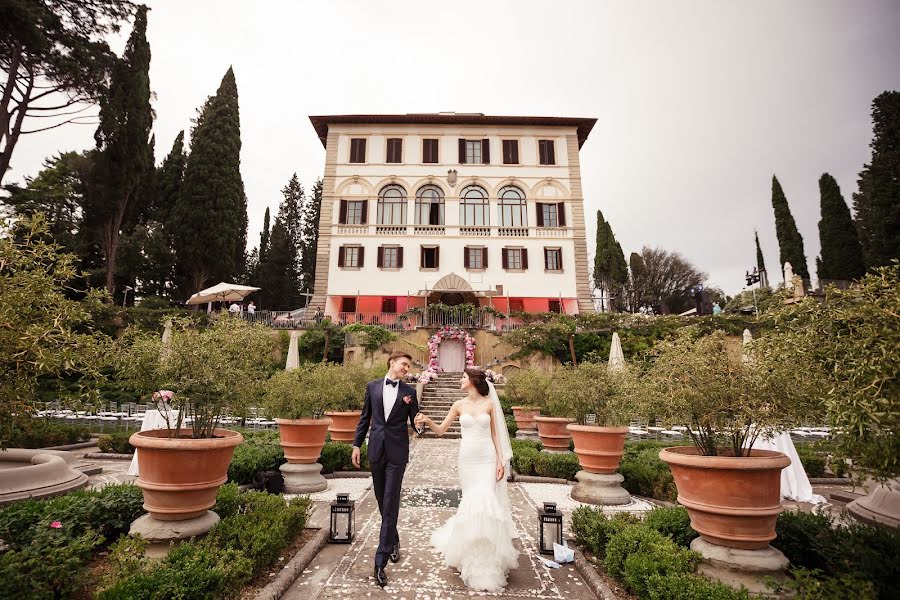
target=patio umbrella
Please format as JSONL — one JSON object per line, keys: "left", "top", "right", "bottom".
{"left": 185, "top": 282, "right": 260, "bottom": 306}
{"left": 160, "top": 319, "right": 173, "bottom": 361}
{"left": 285, "top": 330, "right": 300, "bottom": 371}
{"left": 608, "top": 331, "right": 626, "bottom": 371}
{"left": 742, "top": 328, "right": 753, "bottom": 364}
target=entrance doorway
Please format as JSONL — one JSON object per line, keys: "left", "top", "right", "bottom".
{"left": 437, "top": 339, "right": 466, "bottom": 372}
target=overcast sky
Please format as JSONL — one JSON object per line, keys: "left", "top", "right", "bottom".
{"left": 7, "top": 0, "right": 900, "bottom": 295}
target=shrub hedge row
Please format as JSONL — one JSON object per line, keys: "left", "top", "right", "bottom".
{"left": 5, "top": 420, "right": 93, "bottom": 448}
{"left": 97, "top": 431, "right": 135, "bottom": 454}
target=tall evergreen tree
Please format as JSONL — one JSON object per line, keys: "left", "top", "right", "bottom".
{"left": 256, "top": 217, "right": 295, "bottom": 309}
{"left": 299, "top": 177, "right": 323, "bottom": 298}
{"left": 81, "top": 5, "right": 152, "bottom": 298}
{"left": 817, "top": 173, "right": 865, "bottom": 282}
{"left": 755, "top": 230, "right": 766, "bottom": 274}
{"left": 593, "top": 210, "right": 628, "bottom": 311}
{"left": 155, "top": 131, "right": 186, "bottom": 225}
{"left": 280, "top": 174, "right": 305, "bottom": 269}
{"left": 172, "top": 67, "right": 246, "bottom": 294}
{"left": 770, "top": 175, "right": 809, "bottom": 280}
{"left": 259, "top": 207, "right": 270, "bottom": 262}
{"left": 853, "top": 91, "right": 900, "bottom": 268}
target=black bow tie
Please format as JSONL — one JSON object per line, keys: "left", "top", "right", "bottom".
{"left": 386, "top": 379, "right": 399, "bottom": 387}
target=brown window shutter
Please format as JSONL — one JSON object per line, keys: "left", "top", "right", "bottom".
{"left": 458, "top": 138, "right": 466, "bottom": 163}
{"left": 536, "top": 203, "right": 545, "bottom": 227}
{"left": 522, "top": 248, "right": 528, "bottom": 269}
{"left": 538, "top": 141, "right": 545, "bottom": 164}
{"left": 481, "top": 139, "right": 490, "bottom": 164}
{"left": 386, "top": 140, "right": 394, "bottom": 163}
{"left": 420, "top": 246, "right": 425, "bottom": 268}
{"left": 464, "top": 248, "right": 470, "bottom": 269}
{"left": 502, "top": 248, "right": 509, "bottom": 269}
{"left": 544, "top": 248, "right": 549, "bottom": 270}
{"left": 482, "top": 247, "right": 488, "bottom": 268}
{"left": 547, "top": 141, "right": 555, "bottom": 165}
{"left": 360, "top": 138, "right": 366, "bottom": 162}
{"left": 358, "top": 247, "right": 364, "bottom": 267}
{"left": 338, "top": 247, "right": 345, "bottom": 267}
{"left": 557, "top": 203, "right": 566, "bottom": 226}
{"left": 435, "top": 246, "right": 440, "bottom": 269}
{"left": 558, "top": 248, "right": 562, "bottom": 268}
{"left": 339, "top": 200, "right": 347, "bottom": 224}
{"left": 511, "top": 140, "right": 518, "bottom": 163}
{"left": 398, "top": 247, "right": 404, "bottom": 268}
{"left": 377, "top": 247, "right": 384, "bottom": 268}
{"left": 361, "top": 200, "right": 368, "bottom": 224}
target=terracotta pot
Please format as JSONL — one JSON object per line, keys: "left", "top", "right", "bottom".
{"left": 129, "top": 428, "right": 243, "bottom": 521}
{"left": 660, "top": 446, "right": 791, "bottom": 549}
{"left": 276, "top": 417, "right": 332, "bottom": 464}
{"left": 534, "top": 416, "right": 574, "bottom": 451}
{"left": 324, "top": 411, "right": 362, "bottom": 444}
{"left": 511, "top": 406, "right": 541, "bottom": 431}
{"left": 567, "top": 424, "right": 629, "bottom": 474}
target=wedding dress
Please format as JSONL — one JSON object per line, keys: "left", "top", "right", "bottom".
{"left": 430, "top": 397, "right": 519, "bottom": 592}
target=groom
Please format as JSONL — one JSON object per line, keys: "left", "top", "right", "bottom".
{"left": 352, "top": 350, "right": 421, "bottom": 588}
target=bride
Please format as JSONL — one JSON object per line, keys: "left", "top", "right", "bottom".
{"left": 415, "top": 367, "right": 519, "bottom": 592}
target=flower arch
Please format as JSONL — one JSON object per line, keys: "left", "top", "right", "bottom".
{"left": 425, "top": 326, "right": 476, "bottom": 375}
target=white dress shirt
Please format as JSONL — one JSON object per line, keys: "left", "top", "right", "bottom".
{"left": 383, "top": 377, "right": 400, "bottom": 419}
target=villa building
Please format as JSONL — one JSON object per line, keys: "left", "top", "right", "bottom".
{"left": 307, "top": 113, "right": 597, "bottom": 334}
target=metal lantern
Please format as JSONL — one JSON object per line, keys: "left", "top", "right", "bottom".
{"left": 329, "top": 493, "right": 355, "bottom": 543}
{"left": 538, "top": 502, "right": 563, "bottom": 555}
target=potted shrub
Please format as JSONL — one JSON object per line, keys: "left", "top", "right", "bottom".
{"left": 116, "top": 317, "right": 275, "bottom": 522}
{"left": 644, "top": 330, "right": 817, "bottom": 551}
{"left": 324, "top": 364, "right": 385, "bottom": 443}
{"left": 505, "top": 369, "right": 549, "bottom": 435}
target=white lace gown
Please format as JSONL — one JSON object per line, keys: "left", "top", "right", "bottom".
{"left": 430, "top": 413, "right": 519, "bottom": 592}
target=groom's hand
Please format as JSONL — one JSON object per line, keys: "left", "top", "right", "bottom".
{"left": 351, "top": 446, "right": 361, "bottom": 469}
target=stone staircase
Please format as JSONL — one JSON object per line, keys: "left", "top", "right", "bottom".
{"left": 418, "top": 372, "right": 464, "bottom": 439}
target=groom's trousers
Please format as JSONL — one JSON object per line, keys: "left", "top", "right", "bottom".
{"left": 371, "top": 458, "right": 406, "bottom": 567}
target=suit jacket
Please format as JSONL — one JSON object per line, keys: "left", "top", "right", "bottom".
{"left": 353, "top": 378, "right": 420, "bottom": 464}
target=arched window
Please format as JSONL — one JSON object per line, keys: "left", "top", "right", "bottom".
{"left": 460, "top": 185, "right": 489, "bottom": 226}
{"left": 415, "top": 185, "right": 444, "bottom": 225}
{"left": 377, "top": 184, "right": 407, "bottom": 225}
{"left": 499, "top": 186, "right": 527, "bottom": 227}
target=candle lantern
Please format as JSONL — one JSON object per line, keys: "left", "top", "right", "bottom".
{"left": 537, "top": 502, "right": 563, "bottom": 555}
{"left": 329, "top": 493, "right": 355, "bottom": 543}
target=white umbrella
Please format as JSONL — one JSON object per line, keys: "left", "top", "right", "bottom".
{"left": 285, "top": 330, "right": 300, "bottom": 371}
{"left": 608, "top": 331, "right": 626, "bottom": 371}
{"left": 185, "top": 282, "right": 260, "bottom": 305}
{"left": 742, "top": 328, "right": 753, "bottom": 364}
{"left": 160, "top": 319, "right": 173, "bottom": 360}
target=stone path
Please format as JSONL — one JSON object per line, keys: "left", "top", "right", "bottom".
{"left": 283, "top": 437, "right": 596, "bottom": 600}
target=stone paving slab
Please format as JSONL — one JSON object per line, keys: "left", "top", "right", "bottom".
{"left": 283, "top": 438, "right": 595, "bottom": 600}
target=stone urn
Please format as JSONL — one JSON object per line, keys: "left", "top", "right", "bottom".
{"left": 511, "top": 406, "right": 541, "bottom": 430}
{"left": 129, "top": 428, "right": 243, "bottom": 521}
{"left": 276, "top": 417, "right": 332, "bottom": 493}
{"left": 568, "top": 424, "right": 631, "bottom": 505}
{"left": 324, "top": 411, "right": 362, "bottom": 444}
{"left": 534, "top": 416, "right": 574, "bottom": 452}
{"left": 660, "top": 446, "right": 792, "bottom": 594}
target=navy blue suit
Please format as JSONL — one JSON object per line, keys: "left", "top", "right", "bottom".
{"left": 353, "top": 378, "right": 420, "bottom": 567}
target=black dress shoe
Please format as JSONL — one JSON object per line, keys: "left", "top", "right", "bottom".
{"left": 389, "top": 543, "right": 400, "bottom": 563}
{"left": 374, "top": 566, "right": 388, "bottom": 587}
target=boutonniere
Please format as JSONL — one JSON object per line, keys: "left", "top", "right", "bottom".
{"left": 402, "top": 395, "right": 412, "bottom": 405}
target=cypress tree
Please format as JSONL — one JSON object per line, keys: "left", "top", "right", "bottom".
{"left": 256, "top": 216, "right": 296, "bottom": 309}
{"left": 82, "top": 5, "right": 153, "bottom": 297}
{"left": 155, "top": 131, "right": 186, "bottom": 225}
{"left": 299, "top": 177, "right": 323, "bottom": 298}
{"left": 280, "top": 174, "right": 305, "bottom": 271}
{"left": 754, "top": 230, "right": 769, "bottom": 288}
{"left": 770, "top": 175, "right": 809, "bottom": 280}
{"left": 593, "top": 210, "right": 628, "bottom": 311}
{"left": 817, "top": 173, "right": 865, "bottom": 281}
{"left": 853, "top": 91, "right": 900, "bottom": 268}
{"left": 173, "top": 67, "right": 247, "bottom": 294}
{"left": 259, "top": 207, "right": 270, "bottom": 263}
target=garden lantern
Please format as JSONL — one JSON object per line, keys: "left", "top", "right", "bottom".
{"left": 537, "top": 502, "right": 563, "bottom": 555}
{"left": 329, "top": 493, "right": 355, "bottom": 543}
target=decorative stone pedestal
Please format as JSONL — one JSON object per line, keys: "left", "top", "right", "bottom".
{"left": 571, "top": 471, "right": 631, "bottom": 505}
{"left": 848, "top": 478, "right": 900, "bottom": 529}
{"left": 281, "top": 462, "right": 327, "bottom": 494}
{"left": 129, "top": 510, "right": 220, "bottom": 558}
{"left": 691, "top": 538, "right": 789, "bottom": 596}
{"left": 515, "top": 429, "right": 541, "bottom": 442}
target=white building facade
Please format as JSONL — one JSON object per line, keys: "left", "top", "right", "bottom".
{"left": 308, "top": 113, "right": 596, "bottom": 327}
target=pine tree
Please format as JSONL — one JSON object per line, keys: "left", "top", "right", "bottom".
{"left": 770, "top": 175, "right": 809, "bottom": 280}
{"left": 82, "top": 6, "right": 153, "bottom": 298}
{"left": 155, "top": 131, "right": 186, "bottom": 226}
{"left": 817, "top": 173, "right": 865, "bottom": 281}
{"left": 853, "top": 91, "right": 900, "bottom": 268}
{"left": 259, "top": 207, "right": 271, "bottom": 263}
{"left": 256, "top": 217, "right": 296, "bottom": 309}
{"left": 172, "top": 67, "right": 247, "bottom": 294}
{"left": 299, "top": 177, "right": 323, "bottom": 298}
{"left": 593, "top": 210, "right": 628, "bottom": 311}
{"left": 755, "top": 230, "right": 766, "bottom": 274}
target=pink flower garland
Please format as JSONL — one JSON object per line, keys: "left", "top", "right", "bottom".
{"left": 423, "top": 326, "right": 476, "bottom": 377}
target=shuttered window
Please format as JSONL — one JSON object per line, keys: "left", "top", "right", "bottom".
{"left": 458, "top": 139, "right": 490, "bottom": 164}
{"left": 422, "top": 138, "right": 439, "bottom": 163}
{"left": 386, "top": 138, "right": 403, "bottom": 163}
{"left": 544, "top": 248, "right": 562, "bottom": 271}
{"left": 502, "top": 140, "right": 519, "bottom": 164}
{"left": 349, "top": 138, "right": 366, "bottom": 163}
{"left": 538, "top": 139, "right": 555, "bottom": 165}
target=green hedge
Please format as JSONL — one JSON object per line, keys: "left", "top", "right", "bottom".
{"left": 227, "top": 430, "right": 285, "bottom": 484}
{"left": 0, "top": 484, "right": 145, "bottom": 600}
{"left": 511, "top": 439, "right": 579, "bottom": 480}
{"left": 619, "top": 441, "right": 678, "bottom": 502}
{"left": 5, "top": 420, "right": 93, "bottom": 448}
{"left": 97, "top": 431, "right": 134, "bottom": 454}
{"left": 97, "top": 485, "right": 311, "bottom": 599}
